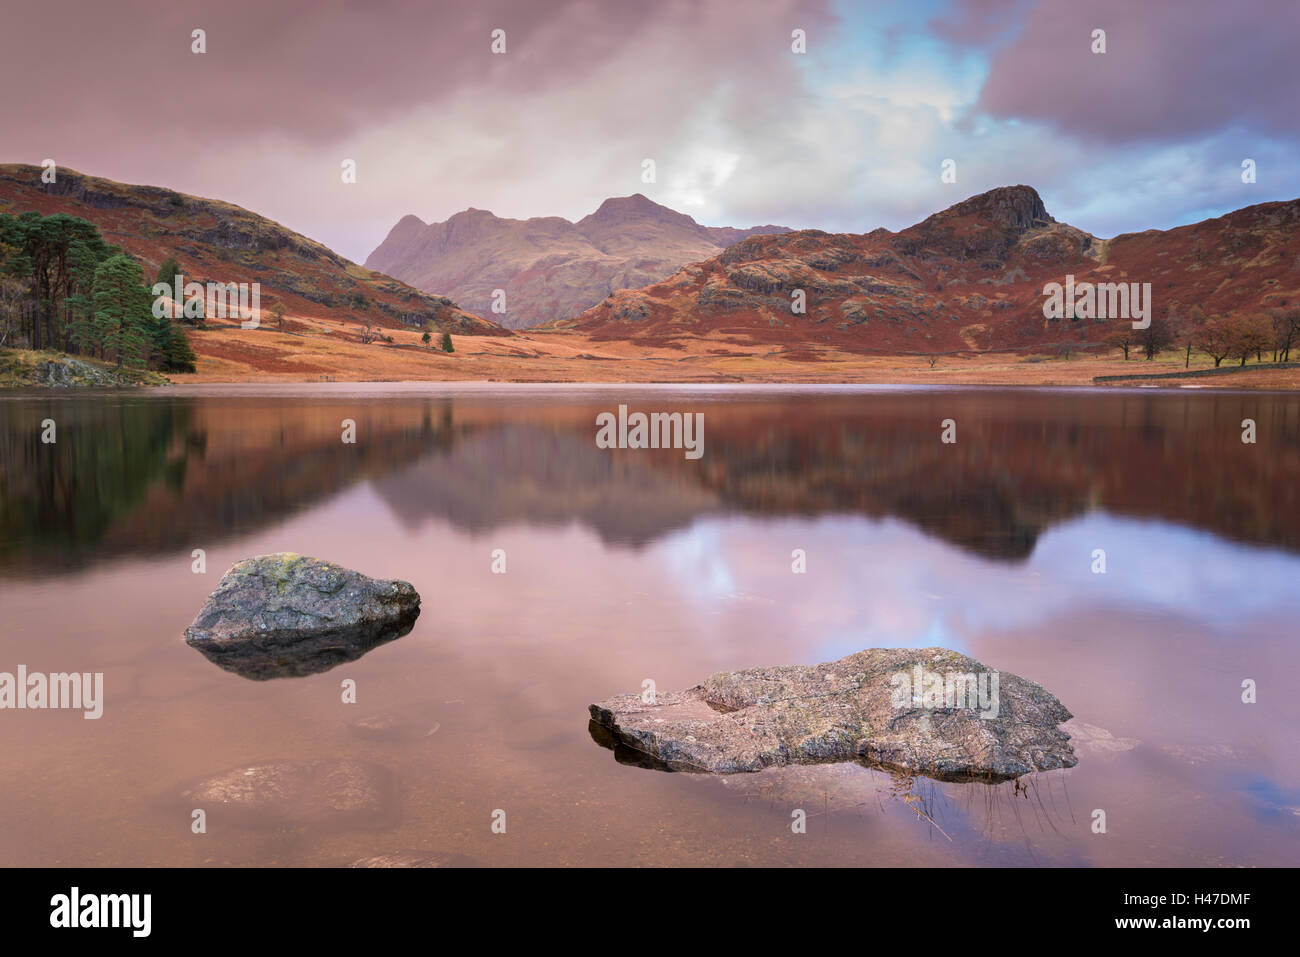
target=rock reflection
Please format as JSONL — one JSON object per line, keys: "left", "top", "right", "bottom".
{"left": 188, "top": 616, "right": 417, "bottom": 680}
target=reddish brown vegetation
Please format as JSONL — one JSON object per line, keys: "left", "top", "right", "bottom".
{"left": 0, "top": 164, "right": 507, "bottom": 339}
{"left": 558, "top": 186, "right": 1300, "bottom": 361}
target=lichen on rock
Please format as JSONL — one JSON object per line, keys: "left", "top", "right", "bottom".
{"left": 590, "top": 647, "right": 1076, "bottom": 782}
{"left": 183, "top": 552, "right": 420, "bottom": 680}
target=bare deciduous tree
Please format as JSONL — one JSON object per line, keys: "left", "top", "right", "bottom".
{"left": 1105, "top": 325, "right": 1133, "bottom": 360}
{"left": 1269, "top": 306, "right": 1299, "bottom": 363}
{"left": 1229, "top": 315, "right": 1273, "bottom": 367}
{"left": 1194, "top": 317, "right": 1236, "bottom": 367}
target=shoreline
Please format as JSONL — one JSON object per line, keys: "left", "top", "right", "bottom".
{"left": 7, "top": 344, "right": 1300, "bottom": 392}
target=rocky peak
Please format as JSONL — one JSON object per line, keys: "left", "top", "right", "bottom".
{"left": 926, "top": 185, "right": 1054, "bottom": 232}
{"left": 894, "top": 185, "right": 1057, "bottom": 261}
{"left": 582, "top": 194, "right": 697, "bottom": 229}
{"left": 439, "top": 207, "right": 506, "bottom": 245}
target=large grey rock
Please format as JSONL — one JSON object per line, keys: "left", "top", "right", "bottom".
{"left": 181, "top": 759, "right": 398, "bottom": 830}
{"left": 184, "top": 553, "right": 420, "bottom": 679}
{"left": 589, "top": 647, "right": 1076, "bottom": 782}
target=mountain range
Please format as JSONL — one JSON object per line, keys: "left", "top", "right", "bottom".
{"left": 364, "top": 194, "right": 790, "bottom": 329}
{"left": 557, "top": 185, "right": 1300, "bottom": 354}
{"left": 4, "top": 164, "right": 1296, "bottom": 375}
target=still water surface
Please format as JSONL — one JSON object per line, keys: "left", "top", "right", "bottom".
{"left": 1, "top": 384, "right": 1297, "bottom": 866}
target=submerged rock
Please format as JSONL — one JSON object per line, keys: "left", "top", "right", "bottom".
{"left": 589, "top": 647, "right": 1076, "bottom": 781}
{"left": 349, "top": 851, "right": 477, "bottom": 868}
{"left": 181, "top": 759, "right": 398, "bottom": 830}
{"left": 184, "top": 553, "right": 420, "bottom": 679}
{"left": 1062, "top": 719, "right": 1140, "bottom": 756}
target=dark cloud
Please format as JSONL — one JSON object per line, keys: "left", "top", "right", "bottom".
{"left": 0, "top": 0, "right": 669, "bottom": 146}
{"left": 0, "top": 0, "right": 833, "bottom": 259}
{"left": 960, "top": 0, "right": 1300, "bottom": 144}
{"left": 0, "top": 0, "right": 1291, "bottom": 266}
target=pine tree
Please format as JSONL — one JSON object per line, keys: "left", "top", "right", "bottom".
{"left": 155, "top": 256, "right": 181, "bottom": 292}
{"left": 2, "top": 212, "right": 113, "bottom": 355}
{"left": 440, "top": 331, "right": 454, "bottom": 353}
{"left": 145, "top": 305, "right": 175, "bottom": 367}
{"left": 91, "top": 255, "right": 151, "bottom": 367}
{"left": 165, "top": 323, "right": 197, "bottom": 372}
{"left": 68, "top": 290, "right": 101, "bottom": 356}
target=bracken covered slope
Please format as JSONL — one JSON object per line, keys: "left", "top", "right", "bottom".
{"left": 558, "top": 185, "right": 1300, "bottom": 354}
{"left": 0, "top": 164, "right": 506, "bottom": 336}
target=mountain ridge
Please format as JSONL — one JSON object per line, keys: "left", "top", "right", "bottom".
{"left": 557, "top": 184, "right": 1300, "bottom": 354}
{"left": 365, "top": 194, "right": 792, "bottom": 328}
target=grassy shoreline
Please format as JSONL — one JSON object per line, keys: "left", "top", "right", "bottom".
{"left": 7, "top": 342, "right": 1299, "bottom": 391}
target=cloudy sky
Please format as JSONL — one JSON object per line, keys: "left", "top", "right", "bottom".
{"left": 2, "top": 0, "right": 1296, "bottom": 263}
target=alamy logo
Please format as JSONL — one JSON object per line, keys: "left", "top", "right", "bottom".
{"left": 0, "top": 666, "right": 103, "bottom": 719}
{"left": 152, "top": 273, "right": 260, "bottom": 329}
{"left": 1042, "top": 274, "right": 1151, "bottom": 329}
{"left": 50, "top": 887, "right": 150, "bottom": 937}
{"left": 595, "top": 404, "right": 704, "bottom": 460}
{"left": 890, "top": 664, "right": 999, "bottom": 719}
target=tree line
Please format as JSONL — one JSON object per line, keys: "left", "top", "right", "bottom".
{"left": 1105, "top": 304, "right": 1300, "bottom": 367}
{"left": 0, "top": 212, "right": 196, "bottom": 372}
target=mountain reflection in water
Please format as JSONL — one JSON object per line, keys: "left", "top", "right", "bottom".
{"left": 0, "top": 384, "right": 1297, "bottom": 867}
{"left": 3, "top": 385, "right": 1297, "bottom": 571}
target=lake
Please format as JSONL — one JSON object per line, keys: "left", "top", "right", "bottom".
{"left": 1, "top": 383, "right": 1297, "bottom": 866}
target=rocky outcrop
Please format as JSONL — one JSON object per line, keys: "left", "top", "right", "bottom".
{"left": 589, "top": 647, "right": 1076, "bottom": 781}
{"left": 919, "top": 184, "right": 1053, "bottom": 233}
{"left": 0, "top": 352, "right": 170, "bottom": 389}
{"left": 31, "top": 358, "right": 139, "bottom": 388}
{"left": 183, "top": 553, "right": 420, "bottom": 680}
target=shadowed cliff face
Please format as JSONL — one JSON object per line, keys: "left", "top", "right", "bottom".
{"left": 1, "top": 387, "right": 1298, "bottom": 574}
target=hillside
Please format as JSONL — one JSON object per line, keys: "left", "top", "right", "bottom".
{"left": 0, "top": 164, "right": 506, "bottom": 338}
{"left": 365, "top": 193, "right": 789, "bottom": 328}
{"left": 557, "top": 186, "right": 1300, "bottom": 354}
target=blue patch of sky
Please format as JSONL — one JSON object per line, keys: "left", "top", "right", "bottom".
{"left": 802, "top": 0, "right": 990, "bottom": 108}
{"left": 1235, "top": 776, "right": 1300, "bottom": 823}
{"left": 795, "top": 1, "right": 1297, "bottom": 233}
{"left": 657, "top": 508, "right": 1299, "bottom": 655}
